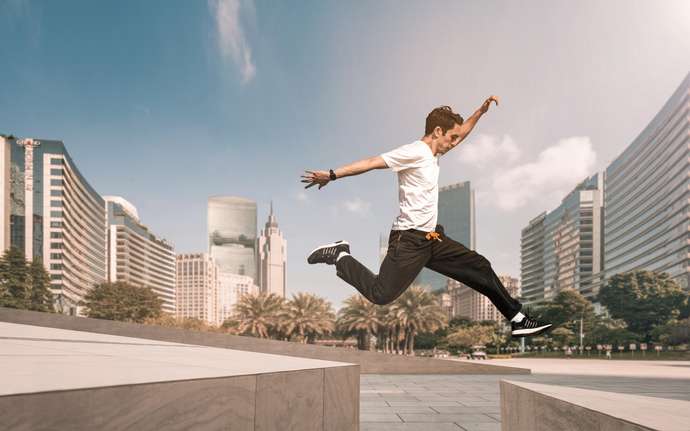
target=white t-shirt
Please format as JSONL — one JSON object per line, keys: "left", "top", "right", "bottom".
{"left": 381, "top": 140, "right": 439, "bottom": 232}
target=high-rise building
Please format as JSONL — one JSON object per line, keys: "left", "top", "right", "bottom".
{"left": 416, "top": 181, "right": 476, "bottom": 291}
{"left": 0, "top": 137, "right": 106, "bottom": 315}
{"left": 604, "top": 72, "right": 690, "bottom": 292}
{"left": 520, "top": 213, "right": 546, "bottom": 304}
{"left": 217, "top": 272, "right": 258, "bottom": 324}
{"left": 105, "top": 196, "right": 176, "bottom": 314}
{"left": 257, "top": 202, "right": 286, "bottom": 297}
{"left": 176, "top": 253, "right": 219, "bottom": 325}
{"left": 520, "top": 173, "right": 604, "bottom": 304}
{"left": 208, "top": 196, "right": 257, "bottom": 282}
{"left": 447, "top": 274, "right": 519, "bottom": 323}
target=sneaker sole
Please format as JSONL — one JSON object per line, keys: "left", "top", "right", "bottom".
{"left": 512, "top": 324, "right": 552, "bottom": 337}
{"left": 307, "top": 241, "right": 349, "bottom": 264}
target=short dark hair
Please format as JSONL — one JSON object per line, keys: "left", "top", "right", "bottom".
{"left": 424, "top": 106, "right": 463, "bottom": 136}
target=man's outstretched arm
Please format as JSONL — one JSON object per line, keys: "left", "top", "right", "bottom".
{"left": 453, "top": 95, "right": 499, "bottom": 147}
{"left": 301, "top": 155, "right": 387, "bottom": 190}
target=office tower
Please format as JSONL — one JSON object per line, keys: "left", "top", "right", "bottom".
{"left": 0, "top": 137, "right": 106, "bottom": 315}
{"left": 520, "top": 173, "right": 604, "bottom": 304}
{"left": 105, "top": 196, "right": 176, "bottom": 314}
{"left": 257, "top": 202, "right": 286, "bottom": 297}
{"left": 416, "top": 181, "right": 476, "bottom": 291}
{"left": 604, "top": 72, "right": 690, "bottom": 292}
{"left": 176, "top": 253, "right": 219, "bottom": 325}
{"left": 208, "top": 196, "right": 257, "bottom": 282}
{"left": 217, "top": 272, "right": 259, "bottom": 324}
{"left": 520, "top": 213, "right": 546, "bottom": 304}
{"left": 447, "top": 274, "right": 519, "bottom": 323}
{"left": 499, "top": 275, "right": 521, "bottom": 300}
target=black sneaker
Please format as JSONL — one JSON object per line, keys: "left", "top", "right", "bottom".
{"left": 307, "top": 241, "right": 350, "bottom": 265}
{"left": 511, "top": 316, "right": 552, "bottom": 338}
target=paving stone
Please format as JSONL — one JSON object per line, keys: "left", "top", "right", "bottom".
{"left": 399, "top": 413, "right": 497, "bottom": 423}
{"left": 360, "top": 413, "right": 403, "bottom": 423}
{"left": 361, "top": 424, "right": 463, "bottom": 431}
{"left": 456, "top": 423, "right": 502, "bottom": 431}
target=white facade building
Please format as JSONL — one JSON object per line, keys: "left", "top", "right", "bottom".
{"left": 257, "top": 203, "right": 286, "bottom": 297}
{"left": 105, "top": 196, "right": 176, "bottom": 314}
{"left": 176, "top": 253, "right": 218, "bottom": 325}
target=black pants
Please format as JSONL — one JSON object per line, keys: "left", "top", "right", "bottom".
{"left": 335, "top": 225, "right": 522, "bottom": 320}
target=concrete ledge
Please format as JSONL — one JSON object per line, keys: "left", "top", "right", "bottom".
{"left": 0, "top": 307, "right": 530, "bottom": 375}
{"left": 500, "top": 380, "right": 690, "bottom": 431}
{"left": 0, "top": 322, "right": 359, "bottom": 431}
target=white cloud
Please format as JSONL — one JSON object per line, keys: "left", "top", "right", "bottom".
{"left": 296, "top": 191, "right": 309, "bottom": 202}
{"left": 457, "top": 134, "right": 520, "bottom": 168}
{"left": 489, "top": 136, "right": 597, "bottom": 211}
{"left": 343, "top": 197, "right": 371, "bottom": 215}
{"left": 209, "top": 0, "right": 256, "bottom": 84}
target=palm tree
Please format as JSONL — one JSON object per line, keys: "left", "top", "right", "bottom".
{"left": 285, "top": 293, "right": 335, "bottom": 343}
{"left": 233, "top": 292, "right": 286, "bottom": 338}
{"left": 391, "top": 285, "right": 448, "bottom": 355}
{"left": 337, "top": 295, "right": 382, "bottom": 350}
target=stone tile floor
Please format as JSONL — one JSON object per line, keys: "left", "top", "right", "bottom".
{"left": 360, "top": 375, "right": 503, "bottom": 431}
{"left": 360, "top": 359, "right": 690, "bottom": 430}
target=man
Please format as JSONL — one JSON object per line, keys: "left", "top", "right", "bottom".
{"left": 301, "top": 97, "right": 552, "bottom": 337}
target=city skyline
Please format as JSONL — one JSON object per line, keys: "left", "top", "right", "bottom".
{"left": 2, "top": 1, "right": 689, "bottom": 307}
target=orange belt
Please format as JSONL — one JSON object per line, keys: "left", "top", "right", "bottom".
{"left": 425, "top": 231, "right": 443, "bottom": 242}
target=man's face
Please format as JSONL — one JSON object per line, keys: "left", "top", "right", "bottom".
{"left": 435, "top": 123, "right": 463, "bottom": 155}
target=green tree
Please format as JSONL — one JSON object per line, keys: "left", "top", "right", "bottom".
{"left": 232, "top": 292, "right": 286, "bottom": 338}
{"left": 447, "top": 323, "right": 494, "bottom": 351}
{"left": 0, "top": 247, "right": 30, "bottom": 309}
{"left": 82, "top": 282, "right": 163, "bottom": 323}
{"left": 27, "top": 259, "right": 54, "bottom": 312}
{"left": 337, "top": 294, "right": 381, "bottom": 350}
{"left": 598, "top": 270, "right": 686, "bottom": 341}
{"left": 550, "top": 326, "right": 576, "bottom": 347}
{"left": 535, "top": 288, "right": 595, "bottom": 331}
{"left": 391, "top": 285, "right": 447, "bottom": 355}
{"left": 285, "top": 292, "right": 335, "bottom": 343}
{"left": 583, "top": 315, "right": 637, "bottom": 346}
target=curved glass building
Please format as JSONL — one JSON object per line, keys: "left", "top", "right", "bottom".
{"left": 208, "top": 196, "right": 257, "bottom": 282}
{"left": 0, "top": 137, "right": 107, "bottom": 315}
{"left": 604, "top": 72, "right": 690, "bottom": 290}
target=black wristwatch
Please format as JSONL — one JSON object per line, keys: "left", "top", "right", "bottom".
{"left": 329, "top": 169, "right": 337, "bottom": 181}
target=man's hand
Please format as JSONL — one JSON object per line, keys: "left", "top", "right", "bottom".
{"left": 301, "top": 170, "right": 331, "bottom": 190}
{"left": 479, "top": 95, "right": 499, "bottom": 114}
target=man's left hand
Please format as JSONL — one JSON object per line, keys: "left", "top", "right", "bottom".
{"left": 480, "top": 95, "right": 499, "bottom": 113}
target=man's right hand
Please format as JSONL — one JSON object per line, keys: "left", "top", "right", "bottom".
{"left": 301, "top": 170, "right": 331, "bottom": 190}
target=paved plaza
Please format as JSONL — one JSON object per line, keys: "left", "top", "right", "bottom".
{"left": 360, "top": 358, "right": 690, "bottom": 430}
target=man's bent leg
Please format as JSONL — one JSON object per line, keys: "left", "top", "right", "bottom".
{"left": 335, "top": 230, "right": 429, "bottom": 305}
{"left": 427, "top": 234, "right": 522, "bottom": 320}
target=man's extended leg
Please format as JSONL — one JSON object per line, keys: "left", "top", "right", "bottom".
{"left": 425, "top": 230, "right": 551, "bottom": 337}
{"left": 312, "top": 230, "right": 429, "bottom": 305}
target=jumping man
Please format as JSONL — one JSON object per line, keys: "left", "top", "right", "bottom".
{"left": 301, "top": 97, "right": 552, "bottom": 337}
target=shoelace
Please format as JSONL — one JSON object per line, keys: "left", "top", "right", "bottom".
{"left": 425, "top": 231, "right": 443, "bottom": 242}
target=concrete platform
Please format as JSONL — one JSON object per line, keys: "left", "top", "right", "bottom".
{"left": 0, "top": 308, "right": 530, "bottom": 375}
{"left": 500, "top": 380, "right": 690, "bottom": 431}
{"left": 0, "top": 322, "right": 359, "bottom": 431}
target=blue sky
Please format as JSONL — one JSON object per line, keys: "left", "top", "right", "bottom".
{"left": 2, "top": 0, "right": 690, "bottom": 308}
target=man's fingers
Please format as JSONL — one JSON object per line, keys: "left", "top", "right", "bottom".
{"left": 305, "top": 182, "right": 316, "bottom": 189}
